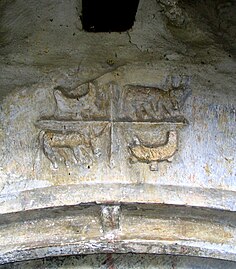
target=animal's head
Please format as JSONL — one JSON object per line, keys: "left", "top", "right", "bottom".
{"left": 128, "top": 136, "right": 143, "bottom": 158}
{"left": 53, "top": 82, "right": 95, "bottom": 100}
{"left": 169, "top": 76, "right": 191, "bottom": 111}
{"left": 168, "top": 130, "right": 178, "bottom": 140}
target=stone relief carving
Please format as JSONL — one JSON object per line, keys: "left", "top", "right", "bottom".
{"left": 113, "top": 76, "right": 190, "bottom": 170}
{"left": 113, "top": 77, "right": 190, "bottom": 123}
{"left": 53, "top": 82, "right": 110, "bottom": 120}
{"left": 129, "top": 130, "right": 178, "bottom": 171}
{"left": 100, "top": 205, "right": 120, "bottom": 239}
{"left": 36, "top": 77, "right": 190, "bottom": 171}
{"left": 39, "top": 125, "right": 107, "bottom": 169}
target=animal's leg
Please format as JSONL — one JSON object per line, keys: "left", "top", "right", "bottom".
{"left": 41, "top": 133, "right": 59, "bottom": 169}
{"left": 149, "top": 162, "right": 159, "bottom": 171}
{"left": 167, "top": 155, "right": 175, "bottom": 162}
{"left": 135, "top": 104, "right": 146, "bottom": 119}
{"left": 57, "top": 147, "right": 78, "bottom": 167}
{"left": 128, "top": 137, "right": 141, "bottom": 164}
{"left": 129, "top": 155, "right": 138, "bottom": 164}
{"left": 70, "top": 147, "right": 80, "bottom": 165}
{"left": 128, "top": 147, "right": 139, "bottom": 164}
{"left": 43, "top": 143, "right": 59, "bottom": 169}
{"left": 81, "top": 146, "right": 93, "bottom": 166}
{"left": 74, "top": 146, "right": 93, "bottom": 166}
{"left": 143, "top": 102, "right": 157, "bottom": 119}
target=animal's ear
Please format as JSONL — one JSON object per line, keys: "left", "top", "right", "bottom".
{"left": 88, "top": 82, "right": 96, "bottom": 93}
{"left": 133, "top": 136, "right": 141, "bottom": 145}
{"left": 54, "top": 86, "right": 64, "bottom": 92}
{"left": 53, "top": 88, "right": 65, "bottom": 103}
{"left": 53, "top": 86, "right": 64, "bottom": 97}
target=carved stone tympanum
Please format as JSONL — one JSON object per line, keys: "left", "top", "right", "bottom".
{"left": 36, "top": 77, "right": 190, "bottom": 173}
{"left": 1, "top": 0, "right": 236, "bottom": 266}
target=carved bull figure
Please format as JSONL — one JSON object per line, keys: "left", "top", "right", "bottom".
{"left": 119, "top": 78, "right": 191, "bottom": 122}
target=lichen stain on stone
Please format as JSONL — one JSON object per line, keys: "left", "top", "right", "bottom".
{"left": 121, "top": 219, "right": 233, "bottom": 244}
{"left": 218, "top": 110, "right": 229, "bottom": 132}
{"left": 204, "top": 163, "right": 211, "bottom": 177}
{"left": 0, "top": 211, "right": 102, "bottom": 249}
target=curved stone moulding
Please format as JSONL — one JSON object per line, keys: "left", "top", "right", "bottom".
{"left": 1, "top": 241, "right": 236, "bottom": 265}
{"left": 1, "top": 184, "right": 236, "bottom": 214}
{"left": 1, "top": 202, "right": 236, "bottom": 264}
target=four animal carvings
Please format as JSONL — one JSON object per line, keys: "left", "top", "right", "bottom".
{"left": 36, "top": 77, "right": 190, "bottom": 170}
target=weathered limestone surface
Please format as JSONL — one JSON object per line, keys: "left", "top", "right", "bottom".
{"left": 1, "top": 254, "right": 236, "bottom": 269}
{"left": 0, "top": 0, "right": 235, "bottom": 266}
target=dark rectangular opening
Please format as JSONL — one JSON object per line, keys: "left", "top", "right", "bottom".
{"left": 81, "top": 0, "right": 140, "bottom": 32}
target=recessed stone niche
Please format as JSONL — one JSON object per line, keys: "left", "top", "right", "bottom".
{"left": 0, "top": 0, "right": 235, "bottom": 268}
{"left": 81, "top": 0, "right": 140, "bottom": 32}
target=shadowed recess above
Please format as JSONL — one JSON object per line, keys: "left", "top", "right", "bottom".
{"left": 81, "top": 0, "right": 140, "bottom": 32}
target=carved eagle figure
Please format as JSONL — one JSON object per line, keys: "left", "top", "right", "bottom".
{"left": 53, "top": 82, "right": 97, "bottom": 120}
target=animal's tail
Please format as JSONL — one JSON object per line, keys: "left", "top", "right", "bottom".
{"left": 32, "top": 130, "right": 45, "bottom": 173}
{"left": 38, "top": 130, "right": 45, "bottom": 150}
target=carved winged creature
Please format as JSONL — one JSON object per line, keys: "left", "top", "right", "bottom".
{"left": 53, "top": 82, "right": 97, "bottom": 120}
{"left": 129, "top": 130, "right": 178, "bottom": 171}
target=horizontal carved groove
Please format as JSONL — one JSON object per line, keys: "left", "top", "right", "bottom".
{"left": 36, "top": 120, "right": 188, "bottom": 126}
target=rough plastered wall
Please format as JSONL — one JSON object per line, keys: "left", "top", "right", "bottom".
{"left": 0, "top": 0, "right": 236, "bottom": 268}
{"left": 0, "top": 0, "right": 236, "bottom": 199}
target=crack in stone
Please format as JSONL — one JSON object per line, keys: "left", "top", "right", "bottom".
{"left": 126, "top": 31, "right": 142, "bottom": 52}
